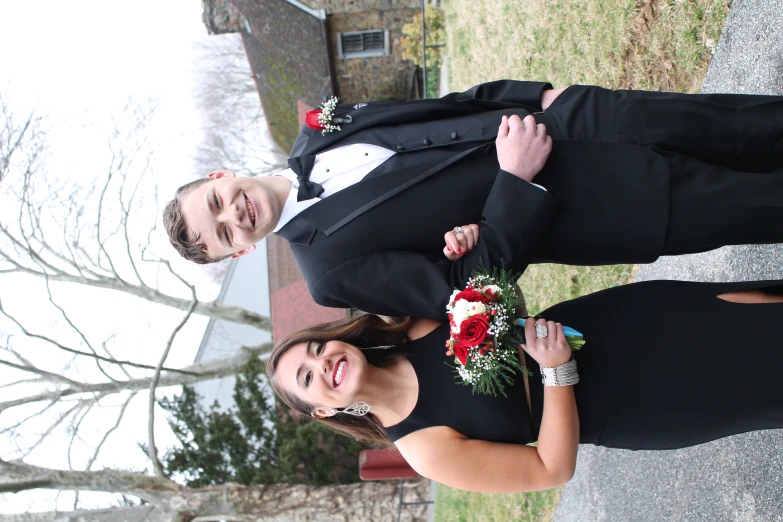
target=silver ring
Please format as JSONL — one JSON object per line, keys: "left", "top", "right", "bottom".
{"left": 535, "top": 325, "right": 548, "bottom": 339}
{"left": 453, "top": 226, "right": 464, "bottom": 235}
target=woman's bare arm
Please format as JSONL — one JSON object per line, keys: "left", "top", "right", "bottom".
{"left": 395, "top": 385, "right": 578, "bottom": 493}
{"left": 395, "top": 319, "right": 579, "bottom": 493}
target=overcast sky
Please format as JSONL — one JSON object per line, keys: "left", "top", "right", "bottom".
{"left": 0, "top": 0, "right": 241, "bottom": 513}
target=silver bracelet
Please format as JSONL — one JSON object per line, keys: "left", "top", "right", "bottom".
{"left": 540, "top": 359, "right": 579, "bottom": 387}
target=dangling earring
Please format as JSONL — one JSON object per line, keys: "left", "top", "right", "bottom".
{"left": 339, "top": 400, "right": 372, "bottom": 416}
{"left": 311, "top": 401, "right": 371, "bottom": 418}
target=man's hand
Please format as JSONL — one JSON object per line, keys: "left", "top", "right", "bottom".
{"left": 540, "top": 87, "right": 568, "bottom": 110}
{"left": 496, "top": 114, "right": 552, "bottom": 182}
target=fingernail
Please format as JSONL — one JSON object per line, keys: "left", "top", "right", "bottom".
{"left": 468, "top": 248, "right": 472, "bottom": 252}
{"left": 457, "top": 248, "right": 461, "bottom": 253}
{"left": 446, "top": 246, "right": 451, "bottom": 251}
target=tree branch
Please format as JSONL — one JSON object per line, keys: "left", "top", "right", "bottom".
{"left": 41, "top": 277, "right": 116, "bottom": 382}
{"left": 0, "top": 342, "right": 272, "bottom": 412}
{"left": 19, "top": 400, "right": 86, "bottom": 460}
{"left": 0, "top": 300, "right": 197, "bottom": 376}
{"left": 86, "top": 392, "right": 136, "bottom": 470}
{"left": 148, "top": 295, "right": 198, "bottom": 477}
{"left": 0, "top": 358, "right": 83, "bottom": 389}
{"left": 0, "top": 400, "right": 59, "bottom": 438}
{"left": 0, "top": 459, "right": 180, "bottom": 503}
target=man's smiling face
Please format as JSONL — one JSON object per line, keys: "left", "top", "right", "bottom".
{"left": 179, "top": 170, "right": 282, "bottom": 260}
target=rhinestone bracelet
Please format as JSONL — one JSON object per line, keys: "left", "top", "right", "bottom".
{"left": 540, "top": 359, "right": 579, "bottom": 387}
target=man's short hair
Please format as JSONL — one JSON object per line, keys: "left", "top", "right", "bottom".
{"left": 162, "top": 178, "right": 230, "bottom": 265}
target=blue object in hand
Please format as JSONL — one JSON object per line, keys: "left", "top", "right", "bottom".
{"left": 515, "top": 318, "right": 583, "bottom": 338}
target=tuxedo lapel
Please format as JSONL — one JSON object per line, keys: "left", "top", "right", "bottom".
{"left": 291, "top": 98, "right": 503, "bottom": 157}
{"left": 276, "top": 143, "right": 490, "bottom": 246}
{"left": 280, "top": 100, "right": 539, "bottom": 247}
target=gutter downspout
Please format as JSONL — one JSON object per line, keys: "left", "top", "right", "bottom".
{"left": 283, "top": 0, "right": 326, "bottom": 20}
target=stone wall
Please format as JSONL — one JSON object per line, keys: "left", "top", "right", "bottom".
{"left": 328, "top": 7, "right": 420, "bottom": 102}
{"left": 202, "top": 0, "right": 243, "bottom": 34}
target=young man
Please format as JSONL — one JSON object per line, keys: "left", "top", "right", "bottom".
{"left": 165, "top": 80, "right": 783, "bottom": 319}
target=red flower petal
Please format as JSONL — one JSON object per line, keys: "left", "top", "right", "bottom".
{"left": 305, "top": 110, "right": 325, "bottom": 130}
{"left": 453, "top": 341, "right": 468, "bottom": 366}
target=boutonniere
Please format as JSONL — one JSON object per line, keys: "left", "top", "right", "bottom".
{"left": 305, "top": 96, "right": 353, "bottom": 135}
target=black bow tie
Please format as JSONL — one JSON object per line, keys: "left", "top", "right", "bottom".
{"left": 288, "top": 154, "right": 324, "bottom": 202}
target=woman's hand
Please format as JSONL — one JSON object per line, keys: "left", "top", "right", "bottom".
{"left": 443, "top": 224, "right": 479, "bottom": 261}
{"left": 521, "top": 317, "right": 572, "bottom": 368}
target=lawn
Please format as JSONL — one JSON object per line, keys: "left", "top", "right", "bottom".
{"left": 442, "top": 0, "right": 730, "bottom": 93}
{"left": 436, "top": 485, "right": 562, "bottom": 522}
{"left": 435, "top": 0, "right": 730, "bottom": 519}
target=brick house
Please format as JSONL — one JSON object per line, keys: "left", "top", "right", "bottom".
{"left": 203, "top": 0, "right": 423, "bottom": 152}
{"left": 267, "top": 233, "right": 349, "bottom": 344}
{"left": 199, "top": 0, "right": 421, "bottom": 340}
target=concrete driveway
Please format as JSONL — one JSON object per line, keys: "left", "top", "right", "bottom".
{"left": 554, "top": 1, "right": 783, "bottom": 520}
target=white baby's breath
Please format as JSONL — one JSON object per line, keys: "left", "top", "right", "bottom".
{"left": 317, "top": 96, "right": 341, "bottom": 135}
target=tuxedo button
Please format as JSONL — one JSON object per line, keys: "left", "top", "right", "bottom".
{"left": 423, "top": 137, "right": 432, "bottom": 146}
{"left": 396, "top": 144, "right": 404, "bottom": 150}
{"left": 451, "top": 132, "right": 458, "bottom": 140}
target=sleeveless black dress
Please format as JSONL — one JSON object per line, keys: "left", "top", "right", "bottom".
{"left": 385, "top": 280, "right": 783, "bottom": 450}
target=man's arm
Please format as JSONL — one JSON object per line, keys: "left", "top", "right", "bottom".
{"left": 310, "top": 113, "right": 558, "bottom": 318}
{"left": 309, "top": 172, "right": 559, "bottom": 319}
{"left": 439, "top": 80, "right": 567, "bottom": 113}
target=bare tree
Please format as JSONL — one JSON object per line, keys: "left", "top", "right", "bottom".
{"left": 0, "top": 335, "right": 271, "bottom": 414}
{"left": 193, "top": 33, "right": 287, "bottom": 177}
{"left": 0, "top": 460, "right": 431, "bottom": 522}
{"left": 0, "top": 289, "right": 272, "bottom": 464}
{"left": 0, "top": 92, "right": 47, "bottom": 185}
{"left": 0, "top": 96, "right": 279, "bottom": 496}
{"left": 0, "top": 98, "right": 272, "bottom": 332}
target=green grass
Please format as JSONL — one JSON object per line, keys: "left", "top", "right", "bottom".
{"left": 519, "top": 264, "right": 638, "bottom": 315}
{"left": 435, "top": 484, "right": 562, "bottom": 522}
{"left": 426, "top": 68, "right": 441, "bottom": 99}
{"left": 442, "top": 0, "right": 730, "bottom": 93}
{"left": 437, "top": 0, "right": 730, "bottom": 316}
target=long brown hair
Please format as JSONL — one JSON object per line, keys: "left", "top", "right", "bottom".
{"left": 267, "top": 314, "right": 415, "bottom": 446}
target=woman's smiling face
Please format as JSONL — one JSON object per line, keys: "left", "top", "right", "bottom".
{"left": 274, "top": 339, "right": 369, "bottom": 417}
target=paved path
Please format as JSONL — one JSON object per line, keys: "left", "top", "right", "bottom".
{"left": 554, "top": 1, "right": 783, "bottom": 520}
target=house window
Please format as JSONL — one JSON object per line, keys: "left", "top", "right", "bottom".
{"left": 337, "top": 30, "right": 389, "bottom": 59}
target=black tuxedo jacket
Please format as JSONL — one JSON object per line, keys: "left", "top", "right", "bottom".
{"left": 277, "top": 81, "right": 670, "bottom": 319}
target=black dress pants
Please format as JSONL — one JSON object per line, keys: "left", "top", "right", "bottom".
{"left": 546, "top": 85, "right": 783, "bottom": 256}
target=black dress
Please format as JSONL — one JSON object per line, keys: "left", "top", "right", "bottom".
{"left": 385, "top": 280, "right": 783, "bottom": 450}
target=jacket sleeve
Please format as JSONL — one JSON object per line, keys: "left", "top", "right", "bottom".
{"left": 438, "top": 80, "right": 554, "bottom": 112}
{"left": 309, "top": 170, "right": 560, "bottom": 319}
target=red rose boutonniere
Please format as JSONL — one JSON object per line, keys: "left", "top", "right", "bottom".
{"left": 305, "top": 96, "right": 353, "bottom": 135}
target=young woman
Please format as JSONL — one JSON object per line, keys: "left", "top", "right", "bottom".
{"left": 266, "top": 226, "right": 783, "bottom": 493}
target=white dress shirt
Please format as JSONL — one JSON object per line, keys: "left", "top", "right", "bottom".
{"left": 274, "top": 143, "right": 395, "bottom": 232}
{"left": 273, "top": 142, "right": 544, "bottom": 233}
